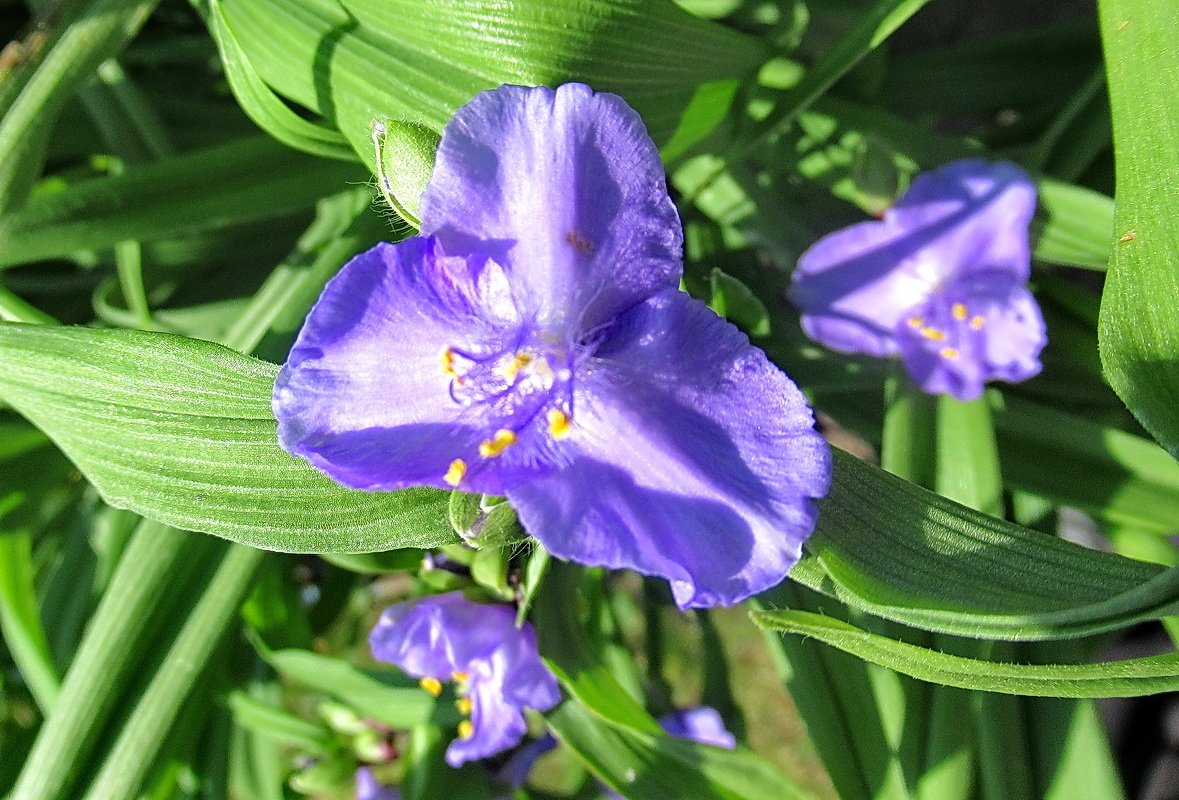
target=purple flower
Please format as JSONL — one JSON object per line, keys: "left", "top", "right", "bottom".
{"left": 368, "top": 592, "right": 559, "bottom": 767}
{"left": 356, "top": 767, "right": 401, "bottom": 800}
{"left": 273, "top": 83, "right": 831, "bottom": 608}
{"left": 789, "top": 159, "right": 1046, "bottom": 401}
{"left": 657, "top": 706, "right": 737, "bottom": 749}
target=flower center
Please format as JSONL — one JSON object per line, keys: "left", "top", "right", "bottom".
{"left": 437, "top": 334, "right": 578, "bottom": 486}
{"left": 906, "top": 300, "right": 988, "bottom": 362}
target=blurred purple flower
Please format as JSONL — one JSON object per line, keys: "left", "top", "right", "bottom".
{"left": 657, "top": 706, "right": 737, "bottom": 749}
{"left": 369, "top": 592, "right": 559, "bottom": 767}
{"left": 789, "top": 159, "right": 1046, "bottom": 401}
{"left": 273, "top": 83, "right": 830, "bottom": 608}
{"left": 356, "top": 767, "right": 401, "bottom": 800}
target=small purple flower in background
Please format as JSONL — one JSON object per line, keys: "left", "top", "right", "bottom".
{"left": 356, "top": 767, "right": 401, "bottom": 800}
{"left": 656, "top": 706, "right": 737, "bottom": 748}
{"left": 369, "top": 592, "right": 559, "bottom": 767}
{"left": 274, "top": 83, "right": 831, "bottom": 608}
{"left": 789, "top": 159, "right": 1046, "bottom": 401}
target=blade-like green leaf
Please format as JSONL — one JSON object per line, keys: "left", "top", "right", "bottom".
{"left": 753, "top": 608, "right": 1179, "bottom": 698}
{"left": 789, "top": 449, "right": 1174, "bottom": 640}
{"left": 1097, "top": 0, "right": 1179, "bottom": 457}
{"left": 1, "top": 136, "right": 365, "bottom": 267}
{"left": 549, "top": 700, "right": 814, "bottom": 800}
{"left": 993, "top": 393, "right": 1179, "bottom": 534}
{"left": 222, "top": 0, "right": 764, "bottom": 165}
{"left": 206, "top": 0, "right": 354, "bottom": 161}
{"left": 263, "top": 649, "right": 437, "bottom": 730}
{"left": 0, "top": 323, "right": 454, "bottom": 553}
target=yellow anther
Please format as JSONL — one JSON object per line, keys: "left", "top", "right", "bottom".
{"left": 419, "top": 677, "right": 443, "bottom": 697}
{"left": 939, "top": 347, "right": 960, "bottom": 360}
{"left": 443, "top": 458, "right": 467, "bottom": 487}
{"left": 441, "top": 348, "right": 462, "bottom": 382}
{"left": 458, "top": 720, "right": 475, "bottom": 740}
{"left": 498, "top": 352, "right": 534, "bottom": 382}
{"left": 952, "top": 303, "right": 968, "bottom": 321}
{"left": 479, "top": 429, "right": 517, "bottom": 458}
{"left": 907, "top": 316, "right": 925, "bottom": 329}
{"left": 451, "top": 670, "right": 470, "bottom": 683}
{"left": 455, "top": 697, "right": 474, "bottom": 715}
{"left": 547, "top": 408, "right": 572, "bottom": 440}
{"left": 920, "top": 327, "right": 947, "bottom": 342}
{"left": 970, "top": 315, "right": 986, "bottom": 330}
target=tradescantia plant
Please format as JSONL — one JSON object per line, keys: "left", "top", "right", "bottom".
{"left": 0, "top": 0, "right": 1177, "bottom": 799}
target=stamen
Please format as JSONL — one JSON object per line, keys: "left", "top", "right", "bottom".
{"left": 939, "top": 347, "right": 960, "bottom": 360}
{"left": 970, "top": 315, "right": 986, "bottom": 330}
{"left": 458, "top": 720, "right": 474, "bottom": 740}
{"left": 419, "top": 677, "right": 443, "bottom": 697}
{"left": 441, "top": 348, "right": 463, "bottom": 383}
{"left": 907, "top": 316, "right": 924, "bottom": 329}
{"left": 452, "top": 670, "right": 470, "bottom": 683}
{"left": 547, "top": 408, "right": 572, "bottom": 439}
{"left": 443, "top": 458, "right": 467, "bottom": 487}
{"left": 455, "top": 697, "right": 473, "bottom": 715}
{"left": 920, "top": 327, "right": 947, "bottom": 342}
{"left": 478, "top": 429, "right": 517, "bottom": 458}
{"left": 497, "top": 352, "right": 534, "bottom": 383}
{"left": 952, "top": 303, "right": 968, "bottom": 321}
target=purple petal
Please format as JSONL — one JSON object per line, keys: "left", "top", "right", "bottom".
{"left": 273, "top": 238, "right": 522, "bottom": 491}
{"left": 369, "top": 592, "right": 520, "bottom": 677}
{"left": 507, "top": 290, "right": 831, "bottom": 609}
{"left": 445, "top": 680, "right": 528, "bottom": 767}
{"left": 791, "top": 160, "right": 1036, "bottom": 358}
{"left": 420, "top": 83, "right": 682, "bottom": 332}
{"left": 895, "top": 270, "right": 1045, "bottom": 400}
{"left": 356, "top": 768, "right": 402, "bottom": 800}
{"left": 657, "top": 707, "right": 736, "bottom": 749}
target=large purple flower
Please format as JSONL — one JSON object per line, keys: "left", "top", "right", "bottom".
{"left": 369, "top": 592, "right": 559, "bottom": 767}
{"left": 273, "top": 83, "right": 831, "bottom": 608}
{"left": 789, "top": 159, "right": 1046, "bottom": 401}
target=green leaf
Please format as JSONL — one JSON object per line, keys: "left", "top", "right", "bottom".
{"left": 0, "top": 323, "right": 454, "bottom": 553}
{"left": 753, "top": 608, "right": 1179, "bottom": 698}
{"left": 1, "top": 136, "right": 366, "bottom": 268}
{"left": 227, "top": 691, "right": 333, "bottom": 751}
{"left": 221, "top": 0, "right": 764, "bottom": 163}
{"left": 789, "top": 449, "right": 1176, "bottom": 640}
{"left": 206, "top": 0, "right": 354, "bottom": 161}
{"left": 993, "top": 393, "right": 1179, "bottom": 534}
{"left": 263, "top": 648, "right": 437, "bottom": 730}
{"left": 708, "top": 268, "right": 770, "bottom": 336}
{"left": 1032, "top": 178, "right": 1113, "bottom": 270}
{"left": 1097, "top": 0, "right": 1179, "bottom": 457}
{"left": 548, "top": 700, "right": 814, "bottom": 800}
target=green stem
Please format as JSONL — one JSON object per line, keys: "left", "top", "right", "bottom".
{"left": 81, "top": 544, "right": 264, "bottom": 800}
{"left": 0, "top": 530, "right": 60, "bottom": 712}
{"left": 8, "top": 521, "right": 192, "bottom": 800}
{"left": 0, "top": 284, "right": 57, "bottom": 325}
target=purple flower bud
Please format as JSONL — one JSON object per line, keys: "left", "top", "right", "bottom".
{"left": 790, "top": 159, "right": 1046, "bottom": 400}
{"left": 369, "top": 592, "right": 559, "bottom": 767}
{"left": 274, "top": 83, "right": 831, "bottom": 608}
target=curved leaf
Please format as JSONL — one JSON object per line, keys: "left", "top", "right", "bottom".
{"left": 0, "top": 323, "right": 454, "bottom": 552}
{"left": 1097, "top": 0, "right": 1179, "bottom": 457}
{"left": 754, "top": 608, "right": 1179, "bottom": 698}
{"left": 220, "top": 0, "right": 765, "bottom": 163}
{"left": 789, "top": 449, "right": 1173, "bottom": 640}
